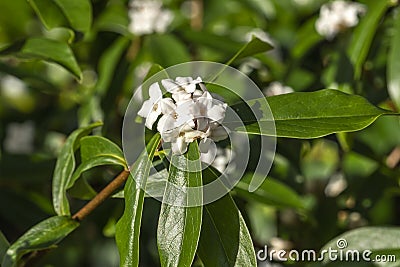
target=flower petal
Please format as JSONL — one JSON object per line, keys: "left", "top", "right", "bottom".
{"left": 137, "top": 99, "right": 154, "bottom": 118}
{"left": 159, "top": 98, "right": 176, "bottom": 114}
{"left": 145, "top": 109, "right": 161, "bottom": 129}
{"left": 208, "top": 104, "right": 227, "bottom": 123}
{"left": 161, "top": 79, "right": 179, "bottom": 93}
{"left": 148, "top": 82, "right": 162, "bottom": 100}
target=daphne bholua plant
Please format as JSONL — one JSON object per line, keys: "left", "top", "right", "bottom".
{"left": 137, "top": 76, "right": 229, "bottom": 155}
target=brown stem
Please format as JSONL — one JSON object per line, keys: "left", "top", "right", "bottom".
{"left": 72, "top": 169, "right": 130, "bottom": 221}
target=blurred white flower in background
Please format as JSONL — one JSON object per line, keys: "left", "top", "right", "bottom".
{"left": 4, "top": 121, "right": 35, "bottom": 154}
{"left": 315, "top": 0, "right": 367, "bottom": 40}
{"left": 1, "top": 75, "right": 27, "bottom": 99}
{"left": 128, "top": 0, "right": 174, "bottom": 35}
{"left": 263, "top": 82, "right": 294, "bottom": 96}
{"left": 325, "top": 173, "right": 348, "bottom": 197}
{"left": 0, "top": 74, "right": 36, "bottom": 113}
{"left": 137, "top": 77, "right": 229, "bottom": 155}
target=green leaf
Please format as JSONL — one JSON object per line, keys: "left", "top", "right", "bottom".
{"left": 388, "top": 7, "right": 400, "bottom": 110}
{"left": 181, "top": 30, "right": 243, "bottom": 55}
{"left": 0, "top": 230, "right": 9, "bottom": 261}
{"left": 28, "top": 0, "right": 92, "bottom": 33}
{"left": 95, "top": 37, "right": 130, "bottom": 96}
{"left": 157, "top": 142, "right": 202, "bottom": 267}
{"left": 226, "top": 35, "right": 273, "bottom": 66}
{"left": 321, "top": 227, "right": 400, "bottom": 265}
{"left": 52, "top": 121, "right": 103, "bottom": 216}
{"left": 69, "top": 136, "right": 127, "bottom": 189}
{"left": 115, "top": 133, "right": 161, "bottom": 267}
{"left": 94, "top": 2, "right": 129, "bottom": 34}
{"left": 146, "top": 34, "right": 191, "bottom": 67}
{"left": 211, "top": 35, "right": 273, "bottom": 81}
{"left": 292, "top": 16, "right": 323, "bottom": 59}
{"left": 1, "top": 216, "right": 79, "bottom": 267}
{"left": 0, "top": 37, "right": 82, "bottom": 80}
{"left": 231, "top": 89, "right": 396, "bottom": 138}
{"left": 197, "top": 167, "right": 257, "bottom": 267}
{"left": 348, "top": 0, "right": 390, "bottom": 80}
{"left": 235, "top": 174, "right": 305, "bottom": 210}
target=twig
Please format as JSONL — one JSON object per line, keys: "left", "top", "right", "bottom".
{"left": 72, "top": 169, "right": 130, "bottom": 221}
{"left": 24, "top": 169, "right": 131, "bottom": 266}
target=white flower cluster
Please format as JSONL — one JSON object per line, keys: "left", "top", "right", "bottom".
{"left": 128, "top": 0, "right": 174, "bottom": 35}
{"left": 315, "top": 0, "right": 366, "bottom": 40}
{"left": 138, "top": 77, "right": 228, "bottom": 155}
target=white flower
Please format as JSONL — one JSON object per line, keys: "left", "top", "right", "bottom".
{"left": 1, "top": 75, "right": 27, "bottom": 99}
{"left": 315, "top": 0, "right": 366, "bottom": 40}
{"left": 137, "top": 82, "right": 176, "bottom": 129}
{"left": 137, "top": 76, "right": 228, "bottom": 155}
{"left": 128, "top": 0, "right": 174, "bottom": 35}
{"left": 263, "top": 82, "right": 294, "bottom": 96}
{"left": 162, "top": 76, "right": 203, "bottom": 104}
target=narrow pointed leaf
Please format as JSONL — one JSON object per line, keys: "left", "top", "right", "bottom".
{"left": 69, "top": 136, "right": 127, "bottom": 193}
{"left": 28, "top": 0, "right": 92, "bottom": 33}
{"left": 52, "top": 121, "right": 102, "bottom": 216}
{"left": 115, "top": 133, "right": 161, "bottom": 267}
{"left": 226, "top": 35, "right": 273, "bottom": 65}
{"left": 388, "top": 7, "right": 400, "bottom": 110}
{"left": 0, "top": 37, "right": 82, "bottom": 80}
{"left": 157, "top": 142, "right": 202, "bottom": 267}
{"left": 231, "top": 89, "right": 397, "bottom": 138}
{"left": 211, "top": 36, "right": 273, "bottom": 81}
{"left": 2, "top": 216, "right": 79, "bottom": 267}
{"left": 0, "top": 230, "right": 9, "bottom": 262}
{"left": 197, "top": 167, "right": 257, "bottom": 267}
{"left": 348, "top": 0, "right": 390, "bottom": 79}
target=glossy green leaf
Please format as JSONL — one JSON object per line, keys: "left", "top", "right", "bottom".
{"left": 69, "top": 136, "right": 127, "bottom": 189}
{"left": 52, "top": 122, "right": 103, "bottom": 216}
{"left": 157, "top": 142, "right": 202, "bottom": 267}
{"left": 388, "top": 7, "right": 400, "bottom": 110}
{"left": 235, "top": 174, "right": 305, "bottom": 210}
{"left": 28, "top": 0, "right": 92, "bottom": 33}
{"left": 0, "top": 230, "right": 9, "bottom": 262}
{"left": 321, "top": 227, "right": 400, "bottom": 265}
{"left": 115, "top": 133, "right": 161, "bottom": 267}
{"left": 0, "top": 37, "right": 82, "bottom": 80}
{"left": 348, "top": 0, "right": 390, "bottom": 79}
{"left": 197, "top": 167, "right": 257, "bottom": 267}
{"left": 231, "top": 89, "right": 397, "bottom": 138}
{"left": 95, "top": 37, "right": 130, "bottom": 96}
{"left": 1, "top": 216, "right": 79, "bottom": 267}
